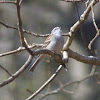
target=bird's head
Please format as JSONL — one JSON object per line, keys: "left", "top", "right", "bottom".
{"left": 51, "top": 27, "right": 62, "bottom": 35}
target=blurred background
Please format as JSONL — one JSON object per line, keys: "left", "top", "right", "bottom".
{"left": 0, "top": 0, "right": 100, "bottom": 100}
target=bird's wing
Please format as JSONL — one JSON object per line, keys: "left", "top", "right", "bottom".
{"left": 42, "top": 35, "right": 52, "bottom": 48}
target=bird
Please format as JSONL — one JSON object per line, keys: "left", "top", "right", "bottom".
{"left": 29, "top": 27, "right": 65, "bottom": 72}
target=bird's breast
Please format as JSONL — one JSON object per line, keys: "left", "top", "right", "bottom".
{"left": 46, "top": 35, "right": 64, "bottom": 53}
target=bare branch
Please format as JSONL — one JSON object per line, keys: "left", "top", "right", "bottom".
{"left": 26, "top": 89, "right": 33, "bottom": 94}
{"left": 0, "top": 0, "right": 100, "bottom": 99}
{"left": 74, "top": 1, "right": 94, "bottom": 54}
{"left": 16, "top": 0, "right": 33, "bottom": 55}
{"left": 26, "top": 65, "right": 63, "bottom": 100}
{"left": 91, "top": 5, "right": 99, "bottom": 32}
{"left": 32, "top": 49, "right": 66, "bottom": 66}
{"left": 88, "top": 5, "right": 100, "bottom": 50}
{"left": 63, "top": 0, "right": 99, "bottom": 51}
{"left": 68, "top": 49, "right": 100, "bottom": 65}
{"left": 39, "top": 88, "right": 73, "bottom": 100}
{"left": 62, "top": 0, "right": 84, "bottom": 2}
{"left": 0, "top": 21, "right": 69, "bottom": 37}
{"left": 34, "top": 72, "right": 100, "bottom": 100}
{"left": 0, "top": 21, "right": 49, "bottom": 37}
{"left": 16, "top": 0, "right": 25, "bottom": 45}
{"left": 0, "top": 1, "right": 16, "bottom": 4}
{"left": 19, "top": 0, "right": 23, "bottom": 5}
{"left": 0, "top": 55, "right": 33, "bottom": 87}
{"left": 0, "top": 21, "right": 18, "bottom": 30}
{"left": 0, "top": 65, "right": 12, "bottom": 76}
{"left": 88, "top": 31, "right": 100, "bottom": 50}
{"left": 64, "top": 72, "right": 100, "bottom": 87}
{"left": 90, "top": 65, "right": 96, "bottom": 75}
{"left": 0, "top": 44, "right": 43, "bottom": 57}
{"left": 0, "top": 48, "right": 64, "bottom": 66}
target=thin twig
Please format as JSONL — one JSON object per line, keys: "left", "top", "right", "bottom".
{"left": 0, "top": 44, "right": 43, "bottom": 57}
{"left": 0, "top": 21, "right": 49, "bottom": 37}
{"left": 39, "top": 88, "right": 73, "bottom": 100}
{"left": 0, "top": 22, "right": 18, "bottom": 30}
{"left": 26, "top": 89, "right": 33, "bottom": 94}
{"left": 63, "top": 72, "right": 99, "bottom": 88}
{"left": 38, "top": 72, "right": 100, "bottom": 100}
{"left": 63, "top": 0, "right": 99, "bottom": 51}
{"left": 62, "top": 0, "right": 84, "bottom": 2}
{"left": 91, "top": 5, "right": 99, "bottom": 32}
{"left": 74, "top": 1, "right": 94, "bottom": 53}
{"left": 0, "top": 55, "right": 33, "bottom": 87}
{"left": 88, "top": 31, "right": 100, "bottom": 50}
{"left": 88, "top": 5, "right": 100, "bottom": 50}
{"left": 0, "top": 65, "right": 12, "bottom": 76}
{"left": 26, "top": 65, "right": 63, "bottom": 100}
{"left": 0, "top": 1, "right": 16, "bottom": 4}
{"left": 16, "top": 0, "right": 33, "bottom": 55}
{"left": 0, "top": 21, "right": 70, "bottom": 37}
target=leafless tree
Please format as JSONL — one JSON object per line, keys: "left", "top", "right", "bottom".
{"left": 0, "top": 0, "right": 100, "bottom": 100}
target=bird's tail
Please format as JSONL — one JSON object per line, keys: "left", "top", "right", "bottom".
{"left": 29, "top": 55, "right": 44, "bottom": 72}
{"left": 63, "top": 64, "right": 68, "bottom": 72}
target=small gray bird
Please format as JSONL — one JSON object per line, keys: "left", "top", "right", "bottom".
{"left": 29, "top": 27, "right": 64, "bottom": 72}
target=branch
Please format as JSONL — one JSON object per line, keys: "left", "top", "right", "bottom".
{"left": 0, "top": 48, "right": 64, "bottom": 66}
{"left": 0, "top": 21, "right": 49, "bottom": 37}
{"left": 0, "top": 1, "right": 16, "bottom": 4}
{"left": 63, "top": 0, "right": 99, "bottom": 51}
{"left": 26, "top": 65, "right": 63, "bottom": 100}
{"left": 0, "top": 22, "right": 18, "bottom": 30}
{"left": 91, "top": 5, "right": 99, "bottom": 32}
{"left": 16, "top": 0, "right": 24, "bottom": 45}
{"left": 0, "top": 44, "right": 43, "bottom": 57}
{"left": 0, "top": 65, "right": 12, "bottom": 76}
{"left": 39, "top": 89, "right": 72, "bottom": 100}
{"left": 32, "top": 49, "right": 65, "bottom": 66}
{"left": 62, "top": 0, "right": 84, "bottom": 2}
{"left": 88, "top": 5, "right": 100, "bottom": 50}
{"left": 16, "top": 0, "right": 27, "bottom": 45}
{"left": 38, "top": 82, "right": 73, "bottom": 100}
{"left": 16, "top": 0, "right": 33, "bottom": 55}
{"left": 0, "top": 55, "right": 33, "bottom": 87}
{"left": 63, "top": 72, "right": 99, "bottom": 87}
{"left": 0, "top": 21, "right": 69, "bottom": 37}
{"left": 27, "top": 70, "right": 99, "bottom": 100}
{"left": 68, "top": 49, "right": 100, "bottom": 65}
{"left": 37, "top": 58, "right": 99, "bottom": 100}
{"left": 38, "top": 72, "right": 100, "bottom": 100}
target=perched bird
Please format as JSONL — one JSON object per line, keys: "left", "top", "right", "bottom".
{"left": 29, "top": 27, "right": 65, "bottom": 72}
